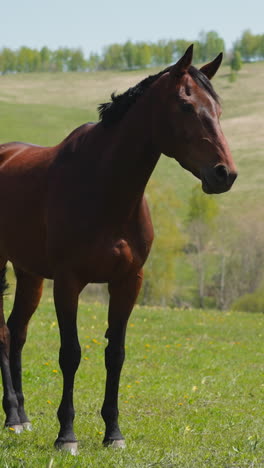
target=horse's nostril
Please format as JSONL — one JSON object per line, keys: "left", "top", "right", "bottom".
{"left": 215, "top": 164, "right": 228, "bottom": 182}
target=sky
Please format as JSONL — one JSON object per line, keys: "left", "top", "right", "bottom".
{"left": 1, "top": 0, "right": 263, "bottom": 57}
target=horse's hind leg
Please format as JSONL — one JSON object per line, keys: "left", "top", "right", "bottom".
{"left": 7, "top": 267, "right": 43, "bottom": 430}
{"left": 0, "top": 263, "right": 23, "bottom": 432}
{"left": 101, "top": 270, "right": 143, "bottom": 447}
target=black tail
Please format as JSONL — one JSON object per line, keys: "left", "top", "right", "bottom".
{"left": 0, "top": 267, "right": 8, "bottom": 297}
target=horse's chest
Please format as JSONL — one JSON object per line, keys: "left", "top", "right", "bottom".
{"left": 95, "top": 238, "right": 139, "bottom": 280}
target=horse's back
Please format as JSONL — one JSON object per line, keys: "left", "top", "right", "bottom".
{"left": 0, "top": 142, "right": 49, "bottom": 167}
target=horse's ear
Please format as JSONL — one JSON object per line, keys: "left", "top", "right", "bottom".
{"left": 200, "top": 53, "right": 223, "bottom": 80}
{"left": 170, "top": 44, "right": 193, "bottom": 78}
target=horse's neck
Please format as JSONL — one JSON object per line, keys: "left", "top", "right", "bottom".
{"left": 99, "top": 105, "right": 160, "bottom": 214}
{"left": 61, "top": 97, "right": 161, "bottom": 219}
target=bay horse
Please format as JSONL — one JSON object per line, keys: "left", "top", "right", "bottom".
{"left": 0, "top": 45, "right": 237, "bottom": 454}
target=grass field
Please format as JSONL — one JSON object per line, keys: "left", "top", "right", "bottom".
{"left": 0, "top": 298, "right": 264, "bottom": 467}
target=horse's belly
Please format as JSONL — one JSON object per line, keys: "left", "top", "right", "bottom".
{"left": 58, "top": 237, "right": 143, "bottom": 286}
{"left": 0, "top": 199, "right": 52, "bottom": 278}
{"left": 0, "top": 228, "right": 52, "bottom": 278}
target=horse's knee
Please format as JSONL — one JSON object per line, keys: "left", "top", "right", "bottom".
{"left": 59, "top": 341, "right": 81, "bottom": 375}
{"left": 6, "top": 321, "right": 27, "bottom": 351}
{"left": 105, "top": 343, "right": 125, "bottom": 372}
{"left": 0, "top": 324, "right": 10, "bottom": 352}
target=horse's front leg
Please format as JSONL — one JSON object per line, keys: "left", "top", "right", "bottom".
{"left": 53, "top": 273, "right": 82, "bottom": 455}
{"left": 101, "top": 270, "right": 143, "bottom": 447}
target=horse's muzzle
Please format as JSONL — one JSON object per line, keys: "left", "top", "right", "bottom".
{"left": 201, "top": 164, "right": 238, "bottom": 194}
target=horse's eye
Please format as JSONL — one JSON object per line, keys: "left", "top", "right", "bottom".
{"left": 180, "top": 102, "right": 195, "bottom": 113}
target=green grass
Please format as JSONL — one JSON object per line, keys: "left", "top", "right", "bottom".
{"left": 1, "top": 297, "right": 264, "bottom": 467}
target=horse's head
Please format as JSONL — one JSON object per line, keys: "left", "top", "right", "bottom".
{"left": 153, "top": 45, "right": 237, "bottom": 194}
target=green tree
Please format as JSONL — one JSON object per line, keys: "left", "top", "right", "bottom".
{"left": 51, "top": 47, "right": 71, "bottom": 71}
{"left": 16, "top": 46, "right": 41, "bottom": 72}
{"left": 187, "top": 184, "right": 218, "bottom": 225}
{"left": 134, "top": 42, "right": 151, "bottom": 68}
{"left": 186, "top": 184, "right": 219, "bottom": 308}
{"left": 236, "top": 29, "right": 259, "bottom": 61}
{"left": 192, "top": 40, "right": 203, "bottom": 63}
{"left": 0, "top": 48, "right": 16, "bottom": 73}
{"left": 68, "top": 48, "right": 86, "bottom": 71}
{"left": 230, "top": 50, "right": 242, "bottom": 72}
{"left": 40, "top": 46, "right": 52, "bottom": 71}
{"left": 140, "top": 180, "right": 185, "bottom": 305}
{"left": 152, "top": 40, "right": 173, "bottom": 66}
{"left": 212, "top": 214, "right": 264, "bottom": 310}
{"left": 259, "top": 34, "right": 264, "bottom": 59}
{"left": 174, "top": 39, "right": 190, "bottom": 59}
{"left": 163, "top": 40, "right": 174, "bottom": 64}
{"left": 199, "top": 31, "right": 225, "bottom": 62}
{"left": 87, "top": 52, "right": 100, "bottom": 71}
{"left": 101, "top": 44, "right": 124, "bottom": 69}
{"left": 123, "top": 41, "right": 137, "bottom": 69}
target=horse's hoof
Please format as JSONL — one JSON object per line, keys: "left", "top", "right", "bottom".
{"left": 6, "top": 424, "right": 24, "bottom": 434}
{"left": 23, "top": 422, "right": 32, "bottom": 431}
{"left": 111, "top": 439, "right": 126, "bottom": 448}
{"left": 55, "top": 440, "right": 78, "bottom": 456}
{"left": 104, "top": 439, "right": 126, "bottom": 448}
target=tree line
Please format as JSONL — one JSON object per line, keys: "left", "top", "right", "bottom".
{"left": 234, "top": 29, "right": 264, "bottom": 61}
{"left": 0, "top": 29, "right": 262, "bottom": 75}
{"left": 0, "top": 46, "right": 87, "bottom": 73}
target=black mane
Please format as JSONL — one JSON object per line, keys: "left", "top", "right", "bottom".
{"left": 98, "top": 64, "right": 219, "bottom": 128}
{"left": 98, "top": 67, "right": 170, "bottom": 128}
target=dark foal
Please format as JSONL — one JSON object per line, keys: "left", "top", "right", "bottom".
{"left": 0, "top": 45, "right": 237, "bottom": 453}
